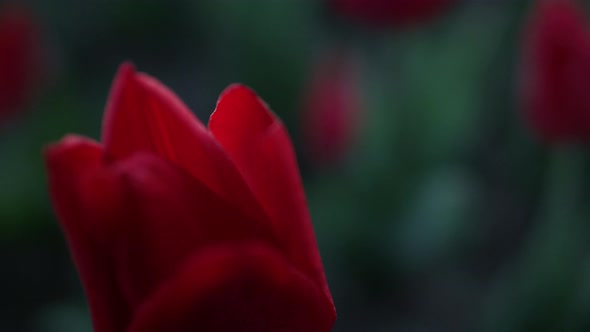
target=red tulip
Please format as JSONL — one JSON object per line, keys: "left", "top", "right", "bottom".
{"left": 302, "top": 52, "right": 361, "bottom": 167}
{"left": 0, "top": 4, "right": 42, "bottom": 118}
{"left": 520, "top": 0, "right": 590, "bottom": 141}
{"left": 44, "top": 63, "right": 335, "bottom": 332}
{"left": 328, "top": 0, "right": 454, "bottom": 27}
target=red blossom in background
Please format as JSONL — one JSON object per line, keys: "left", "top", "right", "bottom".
{"left": 302, "top": 51, "right": 362, "bottom": 167}
{"left": 44, "top": 63, "right": 335, "bottom": 332}
{"left": 328, "top": 0, "right": 454, "bottom": 27}
{"left": 0, "top": 4, "right": 42, "bottom": 119}
{"left": 520, "top": 0, "right": 590, "bottom": 142}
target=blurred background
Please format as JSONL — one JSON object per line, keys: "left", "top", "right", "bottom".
{"left": 2, "top": 0, "right": 590, "bottom": 331}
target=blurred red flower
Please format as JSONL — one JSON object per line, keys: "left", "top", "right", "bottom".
{"left": 302, "top": 51, "right": 362, "bottom": 167}
{"left": 0, "top": 4, "right": 42, "bottom": 118}
{"left": 520, "top": 0, "right": 590, "bottom": 141}
{"left": 328, "top": 0, "right": 454, "bottom": 27}
{"left": 44, "top": 63, "right": 335, "bottom": 332}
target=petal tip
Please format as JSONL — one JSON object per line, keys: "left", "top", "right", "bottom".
{"left": 210, "top": 83, "right": 275, "bottom": 132}
{"left": 213, "top": 84, "right": 258, "bottom": 114}
{"left": 43, "top": 135, "right": 102, "bottom": 169}
{"left": 117, "top": 61, "right": 137, "bottom": 76}
{"left": 219, "top": 83, "right": 254, "bottom": 98}
{"left": 101, "top": 61, "right": 138, "bottom": 143}
{"left": 111, "top": 61, "right": 138, "bottom": 93}
{"left": 44, "top": 134, "right": 93, "bottom": 157}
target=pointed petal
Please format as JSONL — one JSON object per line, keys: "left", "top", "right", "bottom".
{"left": 127, "top": 243, "right": 335, "bottom": 332}
{"left": 90, "top": 152, "right": 279, "bottom": 309}
{"left": 101, "top": 63, "right": 267, "bottom": 223}
{"left": 44, "top": 135, "right": 130, "bottom": 332}
{"left": 208, "top": 85, "right": 334, "bottom": 311}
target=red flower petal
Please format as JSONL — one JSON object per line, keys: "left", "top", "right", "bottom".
{"left": 520, "top": 0, "right": 590, "bottom": 141}
{"left": 86, "top": 152, "right": 280, "bottom": 309}
{"left": 45, "top": 135, "right": 131, "bottom": 332}
{"left": 101, "top": 63, "right": 267, "bottom": 224}
{"left": 208, "top": 85, "right": 335, "bottom": 318}
{"left": 127, "top": 243, "right": 334, "bottom": 332}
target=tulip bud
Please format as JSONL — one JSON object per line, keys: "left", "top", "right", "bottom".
{"left": 0, "top": 4, "right": 43, "bottom": 119}
{"left": 45, "top": 63, "right": 336, "bottom": 332}
{"left": 520, "top": 0, "right": 590, "bottom": 142}
{"left": 301, "top": 51, "right": 362, "bottom": 167}
{"left": 328, "top": 0, "right": 454, "bottom": 27}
